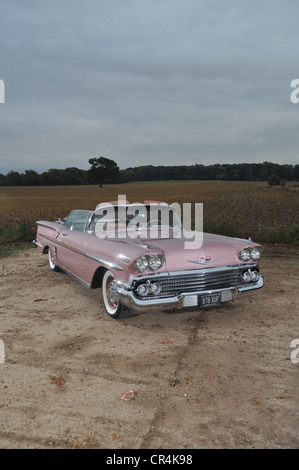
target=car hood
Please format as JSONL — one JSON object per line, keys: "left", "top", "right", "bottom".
{"left": 138, "top": 230, "right": 259, "bottom": 271}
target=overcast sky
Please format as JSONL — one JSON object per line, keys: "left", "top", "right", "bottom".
{"left": 0, "top": 0, "right": 298, "bottom": 174}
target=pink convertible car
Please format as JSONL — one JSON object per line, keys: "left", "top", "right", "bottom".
{"left": 33, "top": 200, "right": 263, "bottom": 319}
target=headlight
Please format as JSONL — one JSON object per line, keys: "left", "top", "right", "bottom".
{"left": 250, "top": 246, "right": 261, "bottom": 261}
{"left": 148, "top": 255, "right": 163, "bottom": 271}
{"left": 135, "top": 256, "right": 149, "bottom": 272}
{"left": 135, "top": 254, "right": 164, "bottom": 272}
{"left": 239, "top": 248, "right": 251, "bottom": 261}
{"left": 238, "top": 246, "right": 261, "bottom": 262}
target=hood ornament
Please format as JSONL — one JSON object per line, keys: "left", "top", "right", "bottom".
{"left": 188, "top": 256, "right": 219, "bottom": 265}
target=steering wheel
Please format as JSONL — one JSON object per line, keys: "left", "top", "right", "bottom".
{"left": 146, "top": 219, "right": 162, "bottom": 227}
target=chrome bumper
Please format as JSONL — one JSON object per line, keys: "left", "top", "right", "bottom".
{"left": 116, "top": 275, "right": 264, "bottom": 312}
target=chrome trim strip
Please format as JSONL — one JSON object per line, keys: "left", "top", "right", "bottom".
{"left": 166, "top": 264, "right": 259, "bottom": 277}
{"left": 119, "top": 255, "right": 131, "bottom": 265}
{"left": 38, "top": 233, "right": 86, "bottom": 255}
{"left": 55, "top": 263, "right": 91, "bottom": 289}
{"left": 187, "top": 257, "right": 220, "bottom": 265}
{"left": 39, "top": 233, "right": 124, "bottom": 271}
{"left": 85, "top": 251, "right": 124, "bottom": 271}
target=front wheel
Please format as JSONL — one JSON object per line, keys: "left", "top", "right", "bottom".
{"left": 101, "top": 270, "right": 132, "bottom": 319}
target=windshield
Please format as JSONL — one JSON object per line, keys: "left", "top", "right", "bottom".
{"left": 64, "top": 210, "right": 94, "bottom": 232}
{"left": 89, "top": 204, "right": 182, "bottom": 233}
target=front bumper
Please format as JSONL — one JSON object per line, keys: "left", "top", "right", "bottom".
{"left": 116, "top": 275, "right": 264, "bottom": 312}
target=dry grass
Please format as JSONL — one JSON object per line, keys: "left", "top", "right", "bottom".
{"left": 0, "top": 181, "right": 298, "bottom": 244}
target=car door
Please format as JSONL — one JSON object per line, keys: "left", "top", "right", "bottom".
{"left": 56, "top": 210, "right": 93, "bottom": 282}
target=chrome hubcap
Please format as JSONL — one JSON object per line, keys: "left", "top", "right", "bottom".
{"left": 107, "top": 278, "right": 118, "bottom": 308}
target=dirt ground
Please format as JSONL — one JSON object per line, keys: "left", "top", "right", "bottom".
{"left": 0, "top": 245, "right": 298, "bottom": 449}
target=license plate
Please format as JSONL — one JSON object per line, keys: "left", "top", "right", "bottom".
{"left": 198, "top": 292, "right": 222, "bottom": 308}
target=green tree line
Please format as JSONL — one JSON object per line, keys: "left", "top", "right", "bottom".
{"left": 0, "top": 161, "right": 298, "bottom": 186}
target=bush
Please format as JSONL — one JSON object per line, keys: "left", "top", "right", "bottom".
{"left": 0, "top": 223, "right": 35, "bottom": 245}
{"left": 268, "top": 174, "right": 281, "bottom": 186}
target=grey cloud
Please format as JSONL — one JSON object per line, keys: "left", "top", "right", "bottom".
{"left": 0, "top": 0, "right": 298, "bottom": 173}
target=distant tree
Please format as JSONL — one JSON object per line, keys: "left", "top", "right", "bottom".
{"left": 64, "top": 167, "right": 86, "bottom": 185}
{"left": 0, "top": 173, "right": 6, "bottom": 185}
{"left": 88, "top": 156, "right": 119, "bottom": 187}
{"left": 23, "top": 169, "right": 42, "bottom": 186}
{"left": 41, "top": 168, "right": 65, "bottom": 185}
{"left": 279, "top": 164, "right": 294, "bottom": 181}
{"left": 0, "top": 161, "right": 297, "bottom": 186}
{"left": 5, "top": 170, "right": 24, "bottom": 185}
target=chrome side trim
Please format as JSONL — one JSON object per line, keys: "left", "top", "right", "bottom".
{"left": 119, "top": 255, "right": 131, "bottom": 265}
{"left": 55, "top": 263, "right": 91, "bottom": 289}
{"left": 85, "top": 251, "right": 124, "bottom": 271}
{"left": 38, "top": 233, "right": 124, "bottom": 271}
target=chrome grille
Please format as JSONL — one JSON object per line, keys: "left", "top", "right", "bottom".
{"left": 134, "top": 267, "right": 242, "bottom": 297}
{"left": 119, "top": 255, "right": 131, "bottom": 265}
